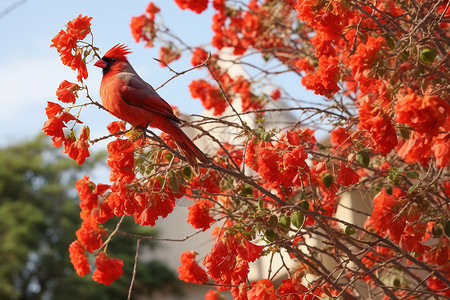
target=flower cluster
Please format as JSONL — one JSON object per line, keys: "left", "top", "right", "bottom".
{"left": 130, "top": 2, "right": 160, "bottom": 47}
{"left": 203, "top": 233, "right": 264, "bottom": 294}
{"left": 45, "top": 15, "right": 98, "bottom": 165}
{"left": 177, "top": 251, "right": 208, "bottom": 284}
{"left": 51, "top": 15, "right": 92, "bottom": 81}
{"left": 67, "top": 176, "right": 124, "bottom": 284}
{"left": 42, "top": 101, "right": 90, "bottom": 165}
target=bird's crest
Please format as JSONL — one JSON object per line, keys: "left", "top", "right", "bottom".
{"left": 103, "top": 44, "right": 132, "bottom": 61}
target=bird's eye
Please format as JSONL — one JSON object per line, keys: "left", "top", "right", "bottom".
{"left": 101, "top": 57, "right": 116, "bottom": 64}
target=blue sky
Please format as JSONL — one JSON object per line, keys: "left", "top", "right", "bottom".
{"left": 0, "top": 0, "right": 215, "bottom": 146}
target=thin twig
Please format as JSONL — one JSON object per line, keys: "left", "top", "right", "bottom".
{"left": 127, "top": 238, "right": 141, "bottom": 300}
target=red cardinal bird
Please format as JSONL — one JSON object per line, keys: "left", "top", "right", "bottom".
{"left": 94, "top": 44, "right": 208, "bottom": 168}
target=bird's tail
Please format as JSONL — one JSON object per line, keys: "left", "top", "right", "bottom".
{"left": 163, "top": 120, "right": 209, "bottom": 170}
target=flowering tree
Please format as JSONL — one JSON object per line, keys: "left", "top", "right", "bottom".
{"left": 43, "top": 0, "right": 450, "bottom": 299}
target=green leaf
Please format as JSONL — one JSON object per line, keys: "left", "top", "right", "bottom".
{"left": 267, "top": 215, "right": 278, "bottom": 228}
{"left": 167, "top": 171, "right": 179, "bottom": 194}
{"left": 384, "top": 34, "right": 395, "bottom": 50}
{"left": 399, "top": 127, "right": 410, "bottom": 140}
{"left": 386, "top": 185, "right": 393, "bottom": 195}
{"left": 291, "top": 211, "right": 305, "bottom": 229}
{"left": 299, "top": 200, "right": 309, "bottom": 210}
{"left": 261, "top": 131, "right": 271, "bottom": 141}
{"left": 408, "top": 184, "right": 418, "bottom": 193}
{"left": 240, "top": 184, "right": 253, "bottom": 197}
{"left": 265, "top": 229, "right": 275, "bottom": 242}
{"left": 432, "top": 223, "right": 443, "bottom": 238}
{"left": 445, "top": 220, "right": 450, "bottom": 238}
{"left": 279, "top": 215, "right": 290, "bottom": 229}
{"left": 357, "top": 152, "right": 370, "bottom": 167}
{"left": 404, "top": 171, "right": 419, "bottom": 179}
{"left": 258, "top": 198, "right": 264, "bottom": 211}
{"left": 398, "top": 50, "right": 409, "bottom": 62}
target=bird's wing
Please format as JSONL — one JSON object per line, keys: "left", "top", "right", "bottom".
{"left": 119, "top": 73, "right": 180, "bottom": 123}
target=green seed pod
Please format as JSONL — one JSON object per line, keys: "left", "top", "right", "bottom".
{"left": 322, "top": 173, "right": 334, "bottom": 188}
{"left": 419, "top": 47, "right": 438, "bottom": 64}
{"left": 344, "top": 225, "right": 356, "bottom": 235}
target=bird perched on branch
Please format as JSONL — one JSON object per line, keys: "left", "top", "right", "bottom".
{"left": 94, "top": 44, "right": 209, "bottom": 169}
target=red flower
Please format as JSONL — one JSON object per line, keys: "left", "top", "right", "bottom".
{"left": 75, "top": 219, "right": 105, "bottom": 253}
{"left": 42, "top": 102, "right": 81, "bottom": 147}
{"left": 134, "top": 178, "right": 176, "bottom": 227}
{"left": 56, "top": 80, "right": 79, "bottom": 104}
{"left": 63, "top": 126, "right": 90, "bottom": 165}
{"left": 395, "top": 92, "right": 449, "bottom": 137}
{"left": 76, "top": 175, "right": 98, "bottom": 212}
{"left": 107, "top": 138, "right": 137, "bottom": 183}
{"left": 205, "top": 289, "right": 220, "bottom": 300}
{"left": 69, "top": 241, "right": 90, "bottom": 276}
{"left": 175, "top": 0, "right": 209, "bottom": 14}
{"left": 189, "top": 79, "right": 227, "bottom": 115}
{"left": 130, "top": 5, "right": 159, "bottom": 48}
{"left": 232, "top": 257, "right": 249, "bottom": 285}
{"left": 444, "top": 181, "right": 450, "bottom": 197}
{"left": 426, "top": 244, "right": 449, "bottom": 266}
{"left": 397, "top": 133, "right": 431, "bottom": 166}
{"left": 271, "top": 89, "right": 281, "bottom": 101}
{"left": 45, "top": 101, "right": 63, "bottom": 119}
{"left": 130, "top": 15, "right": 148, "bottom": 43}
{"left": 351, "top": 36, "right": 385, "bottom": 87}
{"left": 203, "top": 238, "right": 237, "bottom": 285}
{"left": 145, "top": 2, "right": 160, "bottom": 20}
{"left": 365, "top": 189, "right": 405, "bottom": 243}
{"left": 428, "top": 275, "right": 450, "bottom": 297}
{"left": 257, "top": 147, "right": 280, "bottom": 183}
{"left": 295, "top": 58, "right": 315, "bottom": 73}
{"left": 106, "top": 121, "right": 127, "bottom": 135}
{"left": 248, "top": 279, "right": 277, "bottom": 300}
{"left": 432, "top": 130, "right": 450, "bottom": 168}
{"left": 330, "top": 127, "right": 352, "bottom": 152}
{"left": 158, "top": 46, "right": 181, "bottom": 66}
{"left": 92, "top": 252, "right": 124, "bottom": 285}
{"left": 358, "top": 100, "right": 397, "bottom": 155}
{"left": 65, "top": 14, "right": 93, "bottom": 40}
{"left": 313, "top": 40, "right": 336, "bottom": 59}
{"left": 178, "top": 251, "right": 209, "bottom": 284}
{"left": 191, "top": 47, "right": 209, "bottom": 67}
{"left": 301, "top": 55, "right": 340, "bottom": 98}
{"left": 187, "top": 199, "right": 215, "bottom": 231}
{"left": 337, "top": 161, "right": 360, "bottom": 186}
{"left": 236, "top": 239, "right": 264, "bottom": 263}
{"left": 277, "top": 277, "right": 309, "bottom": 299}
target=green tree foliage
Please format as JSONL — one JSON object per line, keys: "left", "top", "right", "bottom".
{"left": 0, "top": 135, "right": 177, "bottom": 299}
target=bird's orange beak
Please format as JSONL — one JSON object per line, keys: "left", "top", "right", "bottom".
{"left": 94, "top": 59, "right": 108, "bottom": 69}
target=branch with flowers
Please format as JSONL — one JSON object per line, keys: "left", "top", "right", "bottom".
{"left": 43, "top": 0, "right": 449, "bottom": 299}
